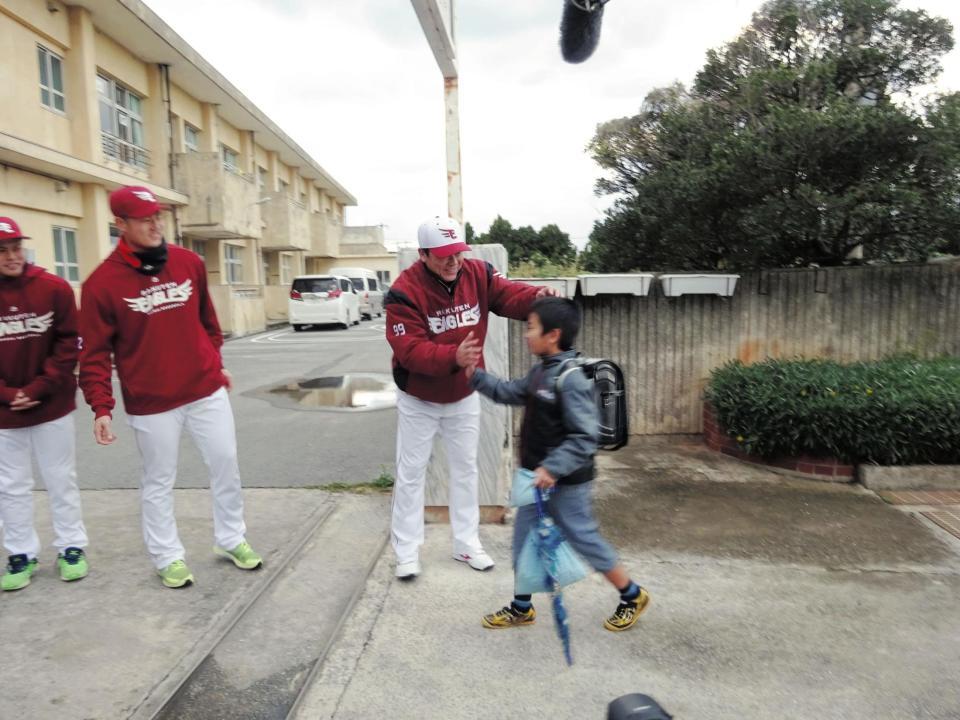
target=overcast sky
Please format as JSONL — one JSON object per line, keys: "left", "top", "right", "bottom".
{"left": 146, "top": 0, "right": 960, "bottom": 250}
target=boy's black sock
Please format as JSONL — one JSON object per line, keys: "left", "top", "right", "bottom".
{"left": 512, "top": 595, "right": 533, "bottom": 612}
{"left": 618, "top": 581, "right": 640, "bottom": 603}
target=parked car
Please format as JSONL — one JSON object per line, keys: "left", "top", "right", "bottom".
{"left": 329, "top": 267, "right": 384, "bottom": 320}
{"left": 288, "top": 275, "right": 360, "bottom": 331}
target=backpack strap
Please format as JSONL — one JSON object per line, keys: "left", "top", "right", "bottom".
{"left": 553, "top": 357, "right": 586, "bottom": 405}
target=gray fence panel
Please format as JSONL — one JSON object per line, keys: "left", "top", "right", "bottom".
{"left": 508, "top": 261, "right": 960, "bottom": 435}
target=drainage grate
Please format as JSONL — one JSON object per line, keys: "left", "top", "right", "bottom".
{"left": 922, "top": 510, "right": 960, "bottom": 541}
{"left": 878, "top": 490, "right": 960, "bottom": 506}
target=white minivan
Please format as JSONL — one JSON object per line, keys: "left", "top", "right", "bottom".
{"left": 329, "top": 267, "right": 384, "bottom": 321}
{"left": 288, "top": 274, "right": 361, "bottom": 331}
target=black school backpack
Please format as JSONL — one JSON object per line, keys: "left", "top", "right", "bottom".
{"left": 555, "top": 356, "right": 629, "bottom": 451}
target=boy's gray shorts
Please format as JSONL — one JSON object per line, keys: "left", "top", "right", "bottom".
{"left": 511, "top": 481, "right": 620, "bottom": 575}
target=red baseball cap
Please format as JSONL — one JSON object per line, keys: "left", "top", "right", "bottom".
{"left": 0, "top": 217, "right": 30, "bottom": 244}
{"left": 109, "top": 186, "right": 170, "bottom": 219}
{"left": 417, "top": 216, "right": 471, "bottom": 257}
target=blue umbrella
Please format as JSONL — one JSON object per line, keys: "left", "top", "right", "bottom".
{"left": 533, "top": 487, "right": 574, "bottom": 666}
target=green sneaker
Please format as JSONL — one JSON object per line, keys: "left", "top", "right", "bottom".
{"left": 58, "top": 547, "right": 89, "bottom": 582}
{"left": 157, "top": 559, "right": 194, "bottom": 588}
{"left": 214, "top": 541, "right": 262, "bottom": 570}
{"left": 2, "top": 554, "right": 39, "bottom": 592}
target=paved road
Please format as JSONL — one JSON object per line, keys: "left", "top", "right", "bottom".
{"left": 75, "top": 321, "right": 397, "bottom": 490}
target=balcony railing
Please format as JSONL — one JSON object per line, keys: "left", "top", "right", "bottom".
{"left": 102, "top": 134, "right": 150, "bottom": 170}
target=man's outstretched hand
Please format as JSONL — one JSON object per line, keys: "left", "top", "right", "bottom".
{"left": 456, "top": 331, "right": 482, "bottom": 369}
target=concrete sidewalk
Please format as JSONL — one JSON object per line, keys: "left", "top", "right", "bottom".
{"left": 0, "top": 488, "right": 344, "bottom": 720}
{"left": 296, "top": 438, "right": 960, "bottom": 720}
{"left": 3, "top": 438, "right": 960, "bottom": 719}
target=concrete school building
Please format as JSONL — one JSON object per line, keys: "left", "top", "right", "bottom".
{"left": 0, "top": 0, "right": 397, "bottom": 335}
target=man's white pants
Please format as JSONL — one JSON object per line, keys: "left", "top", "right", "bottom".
{"left": 127, "top": 387, "right": 246, "bottom": 569}
{"left": 0, "top": 413, "right": 88, "bottom": 559}
{"left": 392, "top": 390, "right": 482, "bottom": 564}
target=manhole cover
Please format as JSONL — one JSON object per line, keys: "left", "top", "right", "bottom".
{"left": 248, "top": 374, "right": 397, "bottom": 412}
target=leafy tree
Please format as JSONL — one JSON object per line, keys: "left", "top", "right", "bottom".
{"left": 537, "top": 224, "right": 577, "bottom": 265}
{"left": 476, "top": 215, "right": 578, "bottom": 268}
{"left": 513, "top": 226, "right": 540, "bottom": 263}
{"left": 585, "top": 0, "right": 960, "bottom": 271}
{"left": 464, "top": 221, "right": 476, "bottom": 243}
{"left": 479, "top": 215, "right": 514, "bottom": 249}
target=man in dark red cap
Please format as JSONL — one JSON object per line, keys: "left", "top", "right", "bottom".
{"left": 79, "top": 186, "right": 261, "bottom": 589}
{"left": 384, "top": 216, "right": 558, "bottom": 580}
{"left": 0, "top": 216, "right": 89, "bottom": 592}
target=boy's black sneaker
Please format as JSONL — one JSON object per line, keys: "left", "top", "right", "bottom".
{"left": 604, "top": 587, "right": 650, "bottom": 632}
{"left": 482, "top": 604, "right": 536, "bottom": 629}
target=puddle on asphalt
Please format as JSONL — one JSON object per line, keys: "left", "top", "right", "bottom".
{"left": 247, "top": 374, "right": 397, "bottom": 412}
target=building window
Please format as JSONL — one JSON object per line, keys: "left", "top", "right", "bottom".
{"left": 98, "top": 74, "right": 148, "bottom": 169}
{"left": 109, "top": 224, "right": 121, "bottom": 247}
{"left": 184, "top": 124, "right": 200, "bottom": 152}
{"left": 53, "top": 227, "right": 79, "bottom": 283}
{"left": 192, "top": 239, "right": 206, "bottom": 259}
{"left": 280, "top": 253, "right": 292, "bottom": 285}
{"left": 278, "top": 179, "right": 289, "bottom": 198}
{"left": 257, "top": 166, "right": 268, "bottom": 191}
{"left": 225, "top": 244, "right": 243, "bottom": 284}
{"left": 221, "top": 144, "right": 239, "bottom": 173}
{"left": 377, "top": 270, "right": 391, "bottom": 287}
{"left": 38, "top": 46, "right": 65, "bottom": 112}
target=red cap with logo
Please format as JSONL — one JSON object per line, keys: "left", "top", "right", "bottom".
{"left": 109, "top": 186, "right": 169, "bottom": 219}
{"left": 0, "top": 217, "right": 30, "bottom": 244}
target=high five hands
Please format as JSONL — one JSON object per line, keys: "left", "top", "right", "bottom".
{"left": 457, "top": 331, "right": 482, "bottom": 380}
{"left": 459, "top": 286, "right": 558, "bottom": 380}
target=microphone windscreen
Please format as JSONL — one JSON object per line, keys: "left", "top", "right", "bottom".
{"left": 560, "top": 0, "right": 605, "bottom": 63}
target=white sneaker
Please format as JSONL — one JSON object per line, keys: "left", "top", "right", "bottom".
{"left": 395, "top": 559, "right": 421, "bottom": 580}
{"left": 453, "top": 549, "right": 495, "bottom": 571}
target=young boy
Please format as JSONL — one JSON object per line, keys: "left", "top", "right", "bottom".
{"left": 466, "top": 297, "right": 649, "bottom": 631}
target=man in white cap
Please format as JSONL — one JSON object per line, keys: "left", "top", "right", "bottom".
{"left": 384, "top": 216, "right": 557, "bottom": 579}
{"left": 79, "top": 186, "right": 261, "bottom": 589}
{"left": 0, "top": 216, "right": 89, "bottom": 591}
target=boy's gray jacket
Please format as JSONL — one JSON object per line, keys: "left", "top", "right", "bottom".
{"left": 470, "top": 349, "right": 598, "bottom": 482}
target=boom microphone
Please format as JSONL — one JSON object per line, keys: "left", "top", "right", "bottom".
{"left": 560, "top": 0, "right": 610, "bottom": 63}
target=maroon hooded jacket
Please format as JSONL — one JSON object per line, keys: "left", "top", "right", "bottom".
{"left": 79, "top": 242, "right": 225, "bottom": 419}
{"left": 0, "top": 264, "right": 79, "bottom": 429}
{"left": 385, "top": 259, "right": 540, "bottom": 404}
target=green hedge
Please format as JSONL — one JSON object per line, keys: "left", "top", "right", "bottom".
{"left": 704, "top": 357, "right": 960, "bottom": 465}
